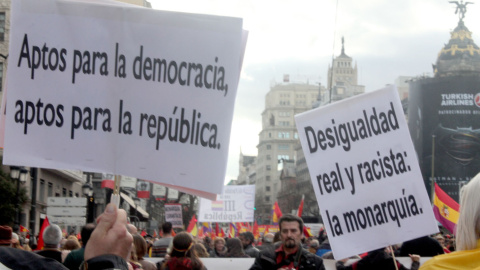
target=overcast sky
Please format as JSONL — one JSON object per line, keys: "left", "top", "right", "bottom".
{"left": 149, "top": 0, "right": 480, "bottom": 183}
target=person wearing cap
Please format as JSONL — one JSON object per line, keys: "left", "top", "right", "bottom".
{"left": 0, "top": 226, "right": 13, "bottom": 247}
{"left": 36, "top": 224, "right": 63, "bottom": 262}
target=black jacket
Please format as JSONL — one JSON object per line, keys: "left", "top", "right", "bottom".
{"left": 335, "top": 249, "right": 419, "bottom": 270}
{"left": 249, "top": 245, "right": 325, "bottom": 270}
{"left": 0, "top": 247, "right": 128, "bottom": 270}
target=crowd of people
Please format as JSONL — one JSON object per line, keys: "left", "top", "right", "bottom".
{"left": 1, "top": 172, "right": 479, "bottom": 269}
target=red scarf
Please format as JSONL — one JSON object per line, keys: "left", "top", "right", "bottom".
{"left": 166, "top": 257, "right": 194, "bottom": 270}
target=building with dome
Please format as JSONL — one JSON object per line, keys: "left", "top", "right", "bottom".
{"left": 408, "top": 5, "right": 480, "bottom": 202}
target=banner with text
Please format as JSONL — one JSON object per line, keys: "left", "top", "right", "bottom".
{"left": 295, "top": 86, "right": 438, "bottom": 259}
{"left": 4, "top": 0, "right": 246, "bottom": 200}
{"left": 165, "top": 203, "right": 183, "bottom": 228}
{"left": 198, "top": 185, "right": 255, "bottom": 222}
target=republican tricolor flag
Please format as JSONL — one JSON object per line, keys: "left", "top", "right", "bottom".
{"left": 433, "top": 183, "right": 460, "bottom": 234}
{"left": 229, "top": 223, "right": 237, "bottom": 238}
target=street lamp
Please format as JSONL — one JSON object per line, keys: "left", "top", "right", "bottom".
{"left": 10, "top": 166, "right": 29, "bottom": 232}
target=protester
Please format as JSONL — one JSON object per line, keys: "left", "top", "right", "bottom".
{"left": 61, "top": 237, "right": 81, "bottom": 262}
{"left": 273, "top": 231, "right": 281, "bottom": 243}
{"left": 316, "top": 238, "right": 332, "bottom": 257}
{"left": 129, "top": 243, "right": 144, "bottom": 269}
{"left": 23, "top": 238, "right": 32, "bottom": 251}
{"left": 202, "top": 236, "right": 213, "bottom": 253}
{"left": 433, "top": 234, "right": 450, "bottom": 254}
{"left": 158, "top": 232, "right": 206, "bottom": 270}
{"left": 208, "top": 237, "right": 227, "bottom": 257}
{"left": 0, "top": 203, "right": 132, "bottom": 270}
{"left": 239, "top": 232, "right": 259, "bottom": 258}
{"left": 309, "top": 239, "right": 320, "bottom": 254}
{"left": 336, "top": 246, "right": 420, "bottom": 270}
{"left": 399, "top": 235, "right": 444, "bottom": 257}
{"left": 420, "top": 172, "right": 480, "bottom": 269}
{"left": 63, "top": 223, "right": 95, "bottom": 270}
{"left": 10, "top": 233, "right": 23, "bottom": 249}
{"left": 35, "top": 224, "right": 63, "bottom": 262}
{"left": 225, "top": 238, "right": 249, "bottom": 258}
{"left": 257, "top": 233, "right": 275, "bottom": 253}
{"left": 193, "top": 242, "right": 209, "bottom": 258}
{"left": 0, "top": 226, "right": 13, "bottom": 247}
{"left": 250, "top": 214, "right": 325, "bottom": 270}
{"left": 133, "top": 233, "right": 157, "bottom": 270}
{"left": 152, "top": 222, "right": 174, "bottom": 257}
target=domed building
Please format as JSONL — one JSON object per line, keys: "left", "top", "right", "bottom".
{"left": 408, "top": 8, "right": 480, "bottom": 202}
{"left": 433, "top": 20, "right": 480, "bottom": 77}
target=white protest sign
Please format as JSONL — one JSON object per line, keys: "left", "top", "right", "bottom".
{"left": 4, "top": 0, "right": 246, "bottom": 200}
{"left": 152, "top": 184, "right": 167, "bottom": 197}
{"left": 121, "top": 175, "right": 137, "bottom": 189}
{"left": 198, "top": 184, "right": 255, "bottom": 222}
{"left": 168, "top": 188, "right": 179, "bottom": 200}
{"left": 165, "top": 203, "right": 183, "bottom": 228}
{"left": 295, "top": 86, "right": 438, "bottom": 259}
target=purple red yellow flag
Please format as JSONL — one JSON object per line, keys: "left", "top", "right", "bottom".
{"left": 229, "top": 223, "right": 237, "bottom": 238}
{"left": 433, "top": 183, "right": 460, "bottom": 234}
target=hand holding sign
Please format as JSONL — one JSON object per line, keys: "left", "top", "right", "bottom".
{"left": 295, "top": 86, "right": 438, "bottom": 259}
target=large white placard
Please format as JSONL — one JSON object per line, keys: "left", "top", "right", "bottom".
{"left": 198, "top": 185, "right": 255, "bottom": 222}
{"left": 4, "top": 0, "right": 246, "bottom": 200}
{"left": 295, "top": 86, "right": 438, "bottom": 259}
{"left": 165, "top": 203, "right": 183, "bottom": 228}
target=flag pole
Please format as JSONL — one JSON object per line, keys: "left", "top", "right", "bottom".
{"left": 390, "top": 246, "right": 399, "bottom": 270}
{"left": 430, "top": 135, "right": 436, "bottom": 205}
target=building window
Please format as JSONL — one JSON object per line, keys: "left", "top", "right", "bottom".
{"left": 278, "top": 132, "right": 290, "bottom": 139}
{"left": 279, "top": 121, "right": 289, "bottom": 126}
{"left": 75, "top": 193, "right": 79, "bottom": 198}
{"left": 62, "top": 188, "right": 67, "bottom": 197}
{"left": 279, "top": 111, "right": 291, "bottom": 117}
{"left": 278, "top": 144, "right": 289, "bottom": 150}
{"left": 266, "top": 155, "right": 271, "bottom": 160}
{"left": 69, "top": 190, "right": 73, "bottom": 197}
{"left": 39, "top": 180, "right": 45, "bottom": 202}
{"left": 266, "top": 176, "right": 271, "bottom": 181}
{"left": 265, "top": 196, "right": 270, "bottom": 202}
{"left": 0, "top": 12, "right": 5, "bottom": 41}
{"left": 266, "top": 165, "right": 271, "bottom": 171}
{"left": 278, "top": 155, "right": 289, "bottom": 161}
{"left": 266, "top": 186, "right": 270, "bottom": 191}
{"left": 294, "top": 132, "right": 298, "bottom": 139}
{"left": 266, "top": 145, "right": 271, "bottom": 150}
{"left": 48, "top": 182, "right": 53, "bottom": 197}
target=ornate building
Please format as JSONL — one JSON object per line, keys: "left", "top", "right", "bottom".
{"left": 408, "top": 3, "right": 480, "bottom": 202}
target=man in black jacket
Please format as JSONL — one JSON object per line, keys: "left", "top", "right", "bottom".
{"left": 249, "top": 214, "right": 325, "bottom": 270}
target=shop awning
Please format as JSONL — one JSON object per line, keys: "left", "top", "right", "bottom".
{"left": 120, "top": 192, "right": 149, "bottom": 219}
